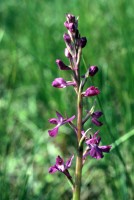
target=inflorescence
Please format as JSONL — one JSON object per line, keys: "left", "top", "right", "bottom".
{"left": 48, "top": 13, "right": 111, "bottom": 183}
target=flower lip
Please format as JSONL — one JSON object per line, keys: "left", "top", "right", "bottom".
{"left": 48, "top": 126, "right": 59, "bottom": 137}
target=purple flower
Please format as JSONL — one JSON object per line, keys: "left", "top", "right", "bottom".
{"left": 89, "top": 66, "right": 98, "bottom": 76}
{"left": 63, "top": 33, "right": 71, "bottom": 44}
{"left": 91, "top": 111, "right": 103, "bottom": 126}
{"left": 79, "top": 37, "right": 87, "bottom": 48}
{"left": 82, "top": 86, "right": 100, "bottom": 97}
{"left": 56, "top": 59, "right": 71, "bottom": 70}
{"left": 81, "top": 66, "right": 98, "bottom": 78}
{"left": 49, "top": 155, "right": 74, "bottom": 179}
{"left": 52, "top": 78, "right": 66, "bottom": 88}
{"left": 48, "top": 111, "right": 75, "bottom": 137}
{"left": 84, "top": 131, "right": 112, "bottom": 159}
{"left": 52, "top": 78, "right": 76, "bottom": 88}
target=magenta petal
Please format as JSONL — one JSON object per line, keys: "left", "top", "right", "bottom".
{"left": 56, "top": 155, "right": 64, "bottom": 165}
{"left": 93, "top": 131, "right": 100, "bottom": 139}
{"left": 86, "top": 131, "right": 101, "bottom": 145}
{"left": 99, "top": 145, "right": 112, "bottom": 152}
{"left": 55, "top": 156, "right": 65, "bottom": 172}
{"left": 83, "top": 86, "right": 100, "bottom": 97}
{"left": 56, "top": 111, "right": 64, "bottom": 123}
{"left": 86, "top": 137, "right": 100, "bottom": 145}
{"left": 56, "top": 59, "right": 71, "bottom": 70}
{"left": 49, "top": 118, "right": 58, "bottom": 124}
{"left": 48, "top": 126, "right": 59, "bottom": 137}
{"left": 52, "top": 78, "right": 67, "bottom": 88}
{"left": 65, "top": 155, "right": 74, "bottom": 169}
{"left": 63, "top": 115, "right": 75, "bottom": 124}
{"left": 64, "top": 21, "right": 69, "bottom": 29}
{"left": 91, "top": 117, "right": 103, "bottom": 126}
{"left": 86, "top": 138, "right": 95, "bottom": 145}
{"left": 49, "top": 165, "right": 58, "bottom": 174}
{"left": 92, "top": 111, "right": 103, "bottom": 118}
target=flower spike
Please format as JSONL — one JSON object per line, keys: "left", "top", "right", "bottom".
{"left": 48, "top": 14, "right": 112, "bottom": 198}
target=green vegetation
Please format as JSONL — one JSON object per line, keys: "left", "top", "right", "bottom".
{"left": 0, "top": 0, "right": 134, "bottom": 199}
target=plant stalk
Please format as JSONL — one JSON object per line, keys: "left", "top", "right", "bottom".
{"left": 73, "top": 91, "right": 83, "bottom": 200}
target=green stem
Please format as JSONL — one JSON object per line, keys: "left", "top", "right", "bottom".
{"left": 73, "top": 91, "right": 83, "bottom": 200}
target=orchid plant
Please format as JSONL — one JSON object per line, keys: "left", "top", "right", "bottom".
{"left": 48, "top": 14, "right": 111, "bottom": 200}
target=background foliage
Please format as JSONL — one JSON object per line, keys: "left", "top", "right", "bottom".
{"left": 0, "top": 0, "right": 134, "bottom": 199}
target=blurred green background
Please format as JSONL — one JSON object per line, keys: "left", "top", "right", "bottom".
{"left": 0, "top": 0, "right": 134, "bottom": 199}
